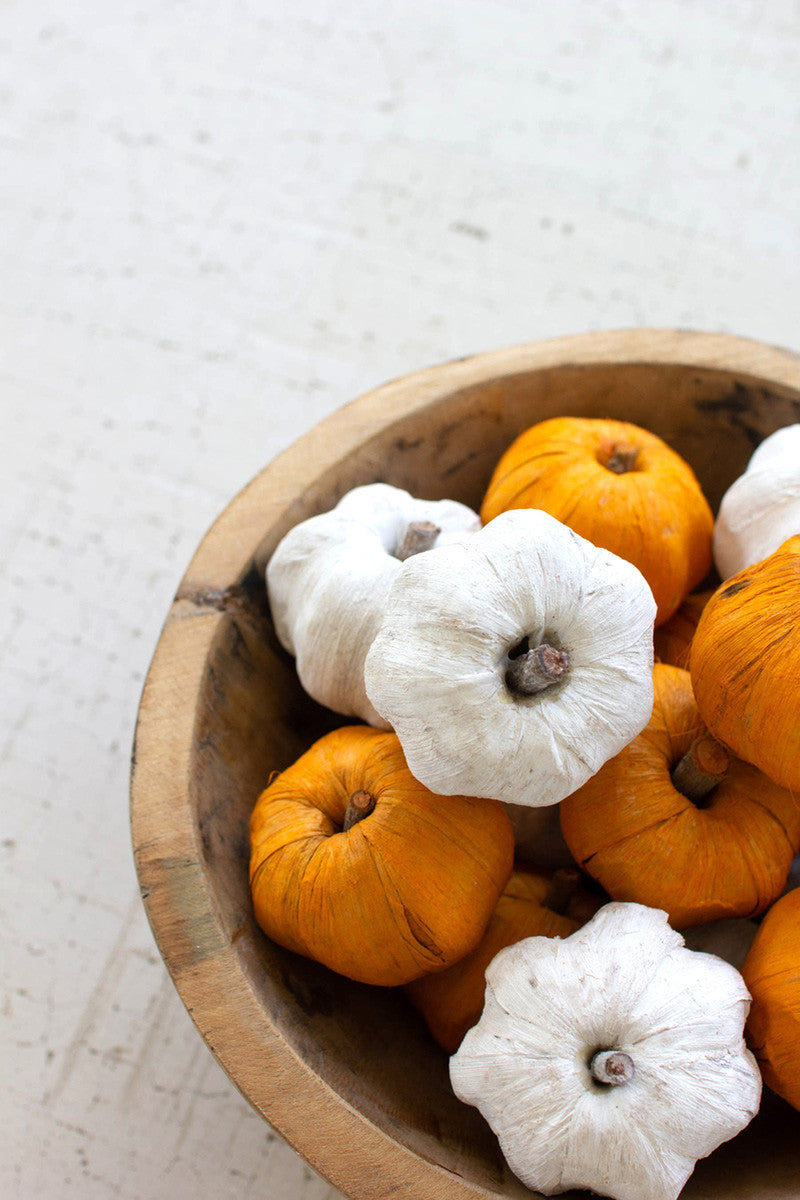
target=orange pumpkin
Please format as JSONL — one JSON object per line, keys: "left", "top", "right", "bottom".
{"left": 690, "top": 535, "right": 800, "bottom": 792}
{"left": 653, "top": 588, "right": 713, "bottom": 669}
{"left": 405, "top": 865, "right": 602, "bottom": 1052}
{"left": 479, "top": 416, "right": 713, "bottom": 625}
{"left": 249, "top": 725, "right": 515, "bottom": 987}
{"left": 741, "top": 888, "right": 800, "bottom": 1110}
{"left": 559, "top": 663, "right": 800, "bottom": 928}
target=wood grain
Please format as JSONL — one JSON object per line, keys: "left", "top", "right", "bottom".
{"left": 131, "top": 330, "right": 800, "bottom": 1200}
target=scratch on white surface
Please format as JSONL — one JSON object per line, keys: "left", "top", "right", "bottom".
{"left": 45, "top": 892, "right": 144, "bottom": 1106}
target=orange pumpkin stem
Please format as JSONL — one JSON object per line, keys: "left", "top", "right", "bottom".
{"left": 395, "top": 520, "right": 441, "bottom": 561}
{"left": 506, "top": 643, "right": 571, "bottom": 697}
{"left": 671, "top": 733, "right": 730, "bottom": 804}
{"left": 342, "top": 789, "right": 377, "bottom": 831}
{"left": 590, "top": 1049, "right": 635, "bottom": 1086}
{"left": 543, "top": 868, "right": 582, "bottom": 916}
{"left": 603, "top": 441, "right": 639, "bottom": 474}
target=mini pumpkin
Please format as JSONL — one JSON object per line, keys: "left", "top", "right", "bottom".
{"left": 266, "top": 482, "right": 481, "bottom": 727}
{"left": 690, "top": 535, "right": 800, "bottom": 792}
{"left": 364, "top": 508, "right": 656, "bottom": 809}
{"left": 714, "top": 424, "right": 800, "bottom": 581}
{"left": 479, "top": 416, "right": 713, "bottom": 625}
{"left": 741, "top": 888, "right": 800, "bottom": 1110}
{"left": 559, "top": 663, "right": 800, "bottom": 928}
{"left": 449, "top": 902, "right": 761, "bottom": 1200}
{"left": 652, "top": 588, "right": 712, "bottom": 670}
{"left": 249, "top": 725, "right": 514, "bottom": 987}
{"left": 406, "top": 865, "right": 602, "bottom": 1052}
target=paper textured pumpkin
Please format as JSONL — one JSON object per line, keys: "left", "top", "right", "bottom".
{"left": 249, "top": 725, "right": 514, "bottom": 987}
{"left": 266, "top": 482, "right": 480, "bottom": 726}
{"left": 479, "top": 416, "right": 713, "bottom": 625}
{"left": 364, "top": 508, "right": 656, "bottom": 809}
{"left": 690, "top": 535, "right": 800, "bottom": 792}
{"left": 714, "top": 424, "right": 800, "bottom": 581}
{"left": 559, "top": 663, "right": 800, "bottom": 928}
{"left": 406, "top": 866, "right": 602, "bottom": 1053}
{"left": 741, "top": 888, "right": 800, "bottom": 1110}
{"left": 449, "top": 902, "right": 761, "bottom": 1200}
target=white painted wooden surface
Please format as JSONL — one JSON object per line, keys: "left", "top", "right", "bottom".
{"left": 2, "top": 1, "right": 799, "bottom": 1197}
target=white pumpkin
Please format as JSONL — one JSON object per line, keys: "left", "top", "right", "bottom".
{"left": 364, "top": 509, "right": 656, "bottom": 807}
{"left": 713, "top": 424, "right": 800, "bottom": 580}
{"left": 266, "top": 483, "right": 481, "bottom": 726}
{"left": 449, "top": 902, "right": 761, "bottom": 1200}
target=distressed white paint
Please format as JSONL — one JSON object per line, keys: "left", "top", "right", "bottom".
{"left": 1, "top": 1, "right": 799, "bottom": 1197}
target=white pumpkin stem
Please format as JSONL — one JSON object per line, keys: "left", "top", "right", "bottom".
{"left": 590, "top": 1049, "right": 635, "bottom": 1086}
{"left": 395, "top": 520, "right": 441, "bottom": 560}
{"left": 506, "top": 643, "right": 571, "bottom": 696}
{"left": 604, "top": 441, "right": 639, "bottom": 474}
{"left": 342, "top": 789, "right": 376, "bottom": 831}
{"left": 671, "top": 733, "right": 730, "bottom": 804}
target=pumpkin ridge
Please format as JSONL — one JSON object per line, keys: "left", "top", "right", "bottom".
{"left": 732, "top": 791, "right": 800, "bottom": 857}
{"left": 484, "top": 447, "right": 566, "bottom": 494}
{"left": 402, "top": 904, "right": 446, "bottom": 960}
{"left": 358, "top": 830, "right": 447, "bottom": 966}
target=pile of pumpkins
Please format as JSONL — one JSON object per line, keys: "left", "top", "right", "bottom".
{"left": 250, "top": 416, "right": 800, "bottom": 1200}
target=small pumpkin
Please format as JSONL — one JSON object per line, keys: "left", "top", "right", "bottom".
{"left": 479, "top": 416, "right": 713, "bottom": 625}
{"left": 364, "top": 508, "right": 656, "bottom": 809}
{"left": 249, "top": 725, "right": 514, "bottom": 987}
{"left": 690, "top": 535, "right": 800, "bottom": 792}
{"left": 406, "top": 865, "right": 602, "bottom": 1053}
{"left": 449, "top": 902, "right": 761, "bottom": 1200}
{"left": 714, "top": 424, "right": 800, "bottom": 581}
{"left": 266, "top": 482, "right": 481, "bottom": 727}
{"left": 652, "top": 588, "right": 712, "bottom": 669}
{"left": 741, "top": 888, "right": 800, "bottom": 1110}
{"left": 560, "top": 663, "right": 800, "bottom": 928}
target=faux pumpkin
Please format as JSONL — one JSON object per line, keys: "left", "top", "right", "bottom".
{"left": 479, "top": 416, "right": 713, "bottom": 625}
{"left": 690, "top": 535, "right": 800, "bottom": 792}
{"left": 652, "top": 588, "right": 712, "bottom": 670}
{"left": 714, "top": 424, "right": 800, "bottom": 581}
{"left": 266, "top": 482, "right": 481, "bottom": 726}
{"left": 559, "top": 663, "right": 800, "bottom": 928}
{"left": 449, "top": 902, "right": 761, "bottom": 1200}
{"left": 741, "top": 888, "right": 800, "bottom": 1110}
{"left": 406, "top": 865, "right": 602, "bottom": 1053}
{"left": 364, "top": 508, "right": 656, "bottom": 809}
{"left": 249, "top": 725, "right": 514, "bottom": 987}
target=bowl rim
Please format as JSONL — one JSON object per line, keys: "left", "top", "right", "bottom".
{"left": 130, "top": 328, "right": 800, "bottom": 1200}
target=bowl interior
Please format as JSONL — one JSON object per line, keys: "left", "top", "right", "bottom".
{"left": 144, "top": 350, "right": 800, "bottom": 1200}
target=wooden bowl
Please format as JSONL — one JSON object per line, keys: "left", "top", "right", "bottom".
{"left": 131, "top": 330, "right": 800, "bottom": 1200}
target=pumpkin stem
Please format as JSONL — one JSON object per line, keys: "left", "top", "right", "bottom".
{"left": 543, "top": 868, "right": 581, "bottom": 916}
{"left": 671, "top": 733, "right": 730, "bottom": 805}
{"left": 590, "top": 1049, "right": 635, "bottom": 1086}
{"left": 342, "top": 789, "right": 377, "bottom": 831}
{"left": 604, "top": 441, "right": 639, "bottom": 474}
{"left": 506, "top": 643, "right": 571, "bottom": 697}
{"left": 395, "top": 520, "right": 441, "bottom": 561}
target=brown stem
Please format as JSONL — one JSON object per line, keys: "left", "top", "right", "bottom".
{"left": 543, "top": 868, "right": 581, "bottom": 916}
{"left": 671, "top": 733, "right": 730, "bottom": 804}
{"left": 590, "top": 1049, "right": 635, "bottom": 1086}
{"left": 506, "top": 643, "right": 571, "bottom": 696}
{"left": 395, "top": 520, "right": 440, "bottom": 561}
{"left": 604, "top": 441, "right": 639, "bottom": 474}
{"left": 342, "top": 790, "right": 376, "bottom": 831}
